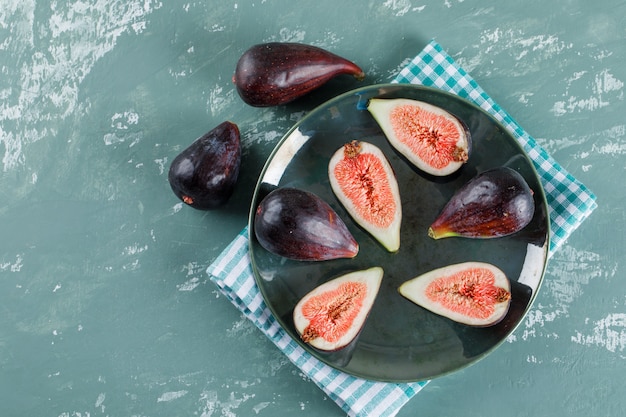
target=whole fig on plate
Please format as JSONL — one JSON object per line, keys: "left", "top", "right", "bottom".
{"left": 254, "top": 187, "right": 358, "bottom": 261}
{"left": 328, "top": 140, "right": 402, "bottom": 252}
{"left": 399, "top": 262, "right": 511, "bottom": 327}
{"left": 294, "top": 267, "right": 383, "bottom": 351}
{"left": 168, "top": 121, "right": 241, "bottom": 210}
{"left": 233, "top": 42, "right": 365, "bottom": 107}
{"left": 428, "top": 166, "right": 535, "bottom": 239}
{"left": 367, "top": 98, "right": 471, "bottom": 176}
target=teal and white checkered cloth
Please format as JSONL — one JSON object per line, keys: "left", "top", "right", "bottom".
{"left": 207, "top": 40, "right": 597, "bottom": 417}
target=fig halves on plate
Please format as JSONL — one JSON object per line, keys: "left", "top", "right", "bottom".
{"left": 367, "top": 98, "right": 471, "bottom": 176}
{"left": 293, "top": 267, "right": 384, "bottom": 351}
{"left": 429, "top": 166, "right": 535, "bottom": 239}
{"left": 328, "top": 140, "right": 402, "bottom": 252}
{"left": 399, "top": 262, "right": 511, "bottom": 327}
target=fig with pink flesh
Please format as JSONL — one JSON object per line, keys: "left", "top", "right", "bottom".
{"left": 293, "top": 267, "right": 383, "bottom": 351}
{"left": 328, "top": 140, "right": 402, "bottom": 252}
{"left": 254, "top": 187, "right": 358, "bottom": 261}
{"left": 429, "top": 167, "right": 535, "bottom": 239}
{"left": 399, "top": 262, "right": 511, "bottom": 327}
{"left": 233, "top": 42, "right": 365, "bottom": 107}
{"left": 367, "top": 98, "right": 471, "bottom": 176}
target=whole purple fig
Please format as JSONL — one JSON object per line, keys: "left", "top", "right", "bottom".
{"left": 233, "top": 42, "right": 365, "bottom": 107}
{"left": 168, "top": 121, "right": 241, "bottom": 210}
{"left": 254, "top": 187, "right": 359, "bottom": 261}
{"left": 428, "top": 167, "right": 535, "bottom": 239}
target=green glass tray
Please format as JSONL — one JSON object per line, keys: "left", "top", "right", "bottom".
{"left": 248, "top": 84, "right": 550, "bottom": 382}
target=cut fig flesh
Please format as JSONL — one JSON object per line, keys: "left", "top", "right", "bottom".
{"left": 328, "top": 140, "right": 402, "bottom": 252}
{"left": 254, "top": 187, "right": 358, "bottom": 261}
{"left": 429, "top": 167, "right": 535, "bottom": 239}
{"left": 293, "top": 267, "right": 383, "bottom": 351}
{"left": 367, "top": 98, "right": 470, "bottom": 176}
{"left": 399, "top": 262, "right": 511, "bottom": 327}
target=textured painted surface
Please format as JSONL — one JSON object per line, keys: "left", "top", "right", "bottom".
{"left": 0, "top": 1, "right": 624, "bottom": 416}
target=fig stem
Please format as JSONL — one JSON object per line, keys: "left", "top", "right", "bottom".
{"left": 301, "top": 326, "right": 319, "bottom": 343}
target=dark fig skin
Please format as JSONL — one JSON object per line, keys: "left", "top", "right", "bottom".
{"left": 233, "top": 42, "right": 365, "bottom": 107}
{"left": 168, "top": 121, "right": 241, "bottom": 210}
{"left": 254, "top": 188, "right": 359, "bottom": 261}
{"left": 429, "top": 167, "right": 535, "bottom": 239}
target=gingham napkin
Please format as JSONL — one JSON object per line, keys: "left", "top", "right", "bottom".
{"left": 207, "top": 40, "right": 597, "bottom": 417}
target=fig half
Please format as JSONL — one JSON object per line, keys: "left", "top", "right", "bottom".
{"left": 328, "top": 141, "right": 402, "bottom": 252}
{"left": 293, "top": 267, "right": 383, "bottom": 351}
{"left": 429, "top": 167, "right": 535, "bottom": 239}
{"left": 168, "top": 121, "right": 241, "bottom": 210}
{"left": 399, "top": 262, "right": 511, "bottom": 327}
{"left": 254, "top": 187, "right": 358, "bottom": 261}
{"left": 233, "top": 42, "right": 365, "bottom": 107}
{"left": 367, "top": 98, "right": 471, "bottom": 176}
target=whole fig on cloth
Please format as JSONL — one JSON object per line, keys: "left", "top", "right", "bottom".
{"left": 233, "top": 42, "right": 365, "bottom": 107}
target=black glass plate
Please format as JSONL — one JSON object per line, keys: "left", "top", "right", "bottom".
{"left": 247, "top": 84, "right": 549, "bottom": 382}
